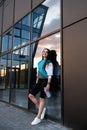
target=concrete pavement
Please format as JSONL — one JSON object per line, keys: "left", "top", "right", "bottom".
{"left": 0, "top": 102, "right": 72, "bottom": 130}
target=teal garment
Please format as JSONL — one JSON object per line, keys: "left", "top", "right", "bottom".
{"left": 38, "top": 59, "right": 47, "bottom": 78}
{"left": 38, "top": 59, "right": 51, "bottom": 78}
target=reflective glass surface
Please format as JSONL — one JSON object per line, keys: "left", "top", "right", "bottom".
{"left": 32, "top": 4, "right": 48, "bottom": 40}
{"left": 34, "top": 33, "right": 61, "bottom": 67}
{"left": 0, "top": 54, "right": 11, "bottom": 102}
{"left": 41, "top": 0, "right": 60, "bottom": 35}
{"left": 2, "top": 31, "right": 12, "bottom": 52}
{"left": 13, "top": 15, "right": 30, "bottom": 49}
{"left": 0, "top": 36, "right": 1, "bottom": 52}
{"left": 10, "top": 46, "right": 30, "bottom": 108}
{"left": 0, "top": 0, "right": 61, "bottom": 121}
{"left": 30, "top": 33, "right": 61, "bottom": 120}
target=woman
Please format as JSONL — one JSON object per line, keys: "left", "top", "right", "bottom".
{"left": 28, "top": 48, "right": 53, "bottom": 125}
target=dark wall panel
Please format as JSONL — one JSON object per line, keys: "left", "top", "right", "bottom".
{"left": 14, "top": 0, "right": 31, "bottom": 24}
{"left": 32, "top": 0, "right": 44, "bottom": 9}
{"left": 63, "top": 19, "right": 87, "bottom": 130}
{"left": 0, "top": 6, "right": 2, "bottom": 35}
{"left": 3, "top": 0, "right": 14, "bottom": 33}
{"left": 63, "top": 0, "right": 87, "bottom": 27}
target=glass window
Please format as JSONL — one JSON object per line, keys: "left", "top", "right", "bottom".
{"left": 31, "top": 0, "right": 60, "bottom": 40}
{"left": 13, "top": 15, "right": 30, "bottom": 49}
{"left": 13, "top": 37, "right": 21, "bottom": 49}
{"left": 34, "top": 33, "right": 61, "bottom": 67}
{"left": 29, "top": 33, "right": 61, "bottom": 120}
{"left": 0, "top": 36, "right": 1, "bottom": 52}
{"left": 32, "top": 5, "right": 48, "bottom": 40}
{"left": 0, "top": 54, "right": 11, "bottom": 102}
{"left": 14, "top": 28, "right": 21, "bottom": 36}
{"left": 10, "top": 46, "right": 30, "bottom": 108}
{"left": 22, "top": 15, "right": 30, "bottom": 26}
{"left": 22, "top": 39, "right": 29, "bottom": 46}
{"left": 41, "top": 0, "right": 60, "bottom": 35}
{"left": 0, "top": 55, "right": 7, "bottom": 90}
{"left": 22, "top": 30, "right": 30, "bottom": 39}
{"left": 2, "top": 30, "right": 12, "bottom": 52}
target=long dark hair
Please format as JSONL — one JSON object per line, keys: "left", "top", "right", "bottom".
{"left": 50, "top": 50, "right": 59, "bottom": 77}
{"left": 50, "top": 50, "right": 57, "bottom": 63}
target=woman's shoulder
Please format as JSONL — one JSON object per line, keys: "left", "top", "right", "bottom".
{"left": 46, "top": 60, "right": 53, "bottom": 68}
{"left": 46, "top": 60, "right": 52, "bottom": 64}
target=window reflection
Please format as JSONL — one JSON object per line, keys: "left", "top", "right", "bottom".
{"left": 22, "top": 30, "right": 30, "bottom": 39}
{"left": 12, "top": 0, "right": 60, "bottom": 49}
{"left": 11, "top": 47, "right": 29, "bottom": 108}
{"left": 13, "top": 45, "right": 29, "bottom": 57}
{"left": 34, "top": 33, "right": 60, "bottom": 68}
{"left": 0, "top": 54, "right": 11, "bottom": 102}
{"left": 41, "top": 0, "right": 60, "bottom": 35}
{"left": 0, "top": 36, "right": 1, "bottom": 52}
{"left": 0, "top": 55, "right": 7, "bottom": 89}
{"left": 2, "top": 31, "right": 12, "bottom": 52}
{"left": 13, "top": 15, "right": 30, "bottom": 49}
{"left": 14, "top": 28, "right": 20, "bottom": 36}
{"left": 32, "top": 5, "right": 48, "bottom": 40}
{"left": 22, "top": 15, "right": 30, "bottom": 26}
{"left": 0, "top": 0, "right": 61, "bottom": 120}
{"left": 31, "top": 33, "right": 61, "bottom": 120}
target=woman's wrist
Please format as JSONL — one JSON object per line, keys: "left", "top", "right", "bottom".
{"left": 47, "top": 82, "right": 51, "bottom": 84}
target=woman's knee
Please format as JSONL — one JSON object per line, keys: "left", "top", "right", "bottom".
{"left": 40, "top": 98, "right": 45, "bottom": 102}
{"left": 28, "top": 93, "right": 34, "bottom": 99}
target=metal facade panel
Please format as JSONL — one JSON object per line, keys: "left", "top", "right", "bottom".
{"left": 32, "top": 0, "right": 44, "bottom": 9}
{"left": 0, "top": 6, "right": 2, "bottom": 34}
{"left": 63, "top": 19, "right": 87, "bottom": 130}
{"left": 3, "top": 0, "right": 14, "bottom": 33}
{"left": 14, "top": 0, "right": 31, "bottom": 24}
{"left": 63, "top": 0, "right": 87, "bottom": 27}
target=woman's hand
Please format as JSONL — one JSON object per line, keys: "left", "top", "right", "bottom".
{"left": 45, "top": 83, "right": 50, "bottom": 91}
{"left": 36, "top": 78, "right": 39, "bottom": 84}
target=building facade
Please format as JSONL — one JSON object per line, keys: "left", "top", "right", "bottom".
{"left": 0, "top": 0, "right": 87, "bottom": 130}
{"left": 62, "top": 0, "right": 87, "bottom": 130}
{"left": 0, "top": 0, "right": 61, "bottom": 125}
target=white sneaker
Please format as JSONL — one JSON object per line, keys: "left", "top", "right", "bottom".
{"left": 31, "top": 117, "right": 41, "bottom": 125}
{"left": 41, "top": 107, "right": 46, "bottom": 120}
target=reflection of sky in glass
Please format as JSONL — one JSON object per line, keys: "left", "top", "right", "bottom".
{"left": 2, "top": 31, "right": 12, "bottom": 52}
{"left": 34, "top": 33, "right": 60, "bottom": 68}
{"left": 43, "top": 0, "right": 60, "bottom": 24}
{"left": 33, "top": 0, "right": 61, "bottom": 67}
{"left": 42, "top": 0, "right": 60, "bottom": 35}
{"left": 13, "top": 15, "right": 30, "bottom": 49}
{"left": 32, "top": 5, "right": 48, "bottom": 40}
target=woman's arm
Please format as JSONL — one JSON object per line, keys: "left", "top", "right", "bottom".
{"left": 36, "top": 78, "right": 39, "bottom": 84}
{"left": 45, "top": 62, "right": 53, "bottom": 91}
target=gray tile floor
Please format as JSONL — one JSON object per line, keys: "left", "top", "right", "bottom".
{"left": 0, "top": 89, "right": 61, "bottom": 120}
{"left": 0, "top": 102, "right": 72, "bottom": 130}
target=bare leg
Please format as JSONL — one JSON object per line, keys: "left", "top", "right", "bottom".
{"left": 29, "top": 94, "right": 45, "bottom": 119}
{"left": 28, "top": 94, "right": 39, "bottom": 108}
{"left": 37, "top": 98, "right": 45, "bottom": 118}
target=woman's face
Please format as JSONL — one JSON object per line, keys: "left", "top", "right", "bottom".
{"left": 42, "top": 49, "right": 49, "bottom": 58}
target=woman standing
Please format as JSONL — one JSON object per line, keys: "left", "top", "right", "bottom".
{"left": 28, "top": 48, "right": 53, "bottom": 125}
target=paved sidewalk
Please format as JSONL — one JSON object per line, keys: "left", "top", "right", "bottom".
{"left": 0, "top": 102, "right": 72, "bottom": 130}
